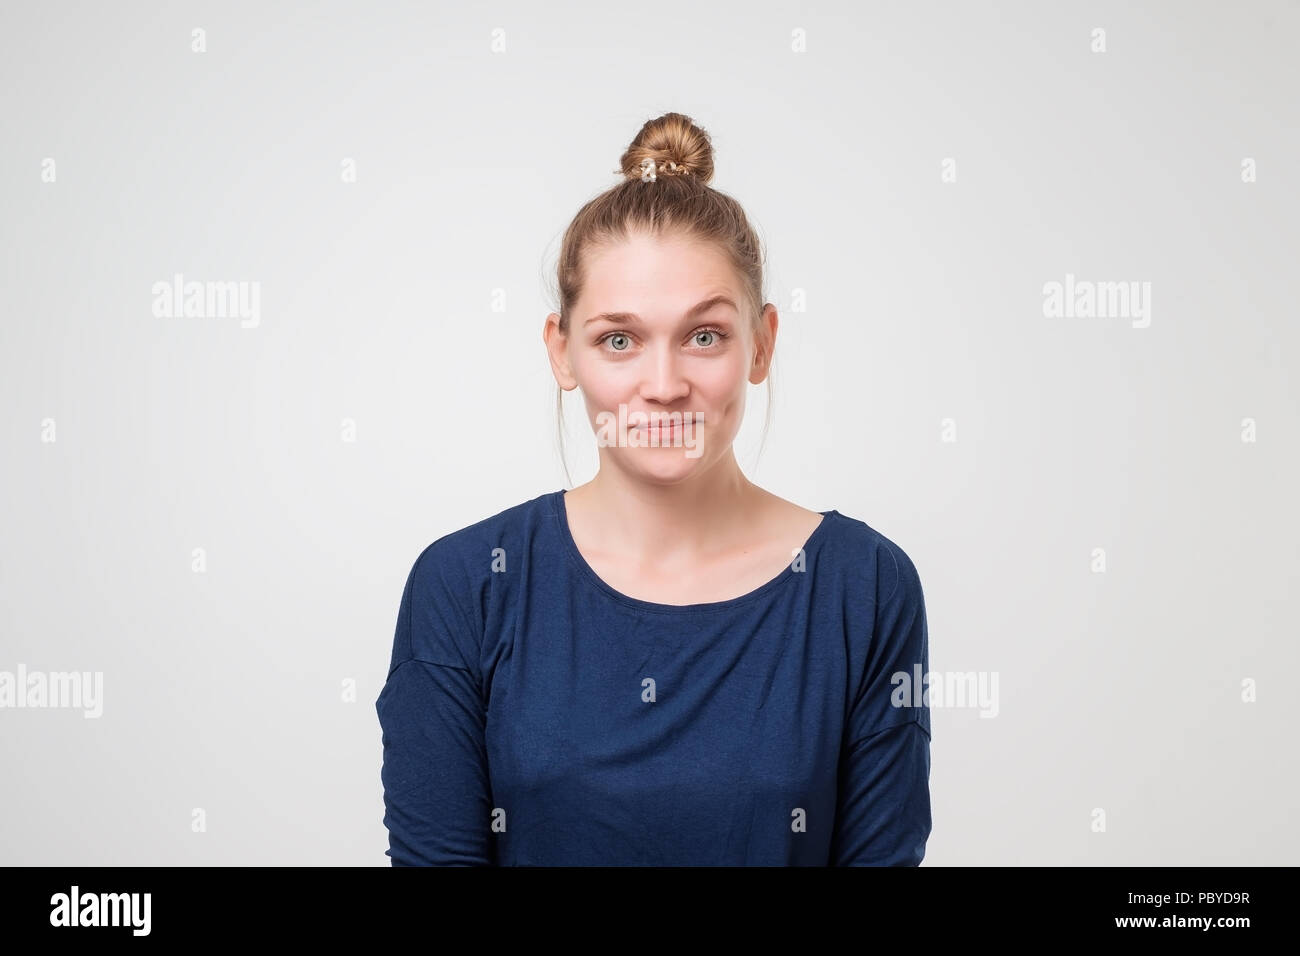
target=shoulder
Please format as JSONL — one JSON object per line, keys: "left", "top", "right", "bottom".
{"left": 828, "top": 513, "right": 931, "bottom": 737}
{"left": 406, "top": 490, "right": 552, "bottom": 580}
{"left": 391, "top": 490, "right": 555, "bottom": 670}
{"left": 821, "top": 510, "right": 925, "bottom": 609}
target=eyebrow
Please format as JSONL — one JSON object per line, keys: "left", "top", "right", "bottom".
{"left": 582, "top": 294, "right": 739, "bottom": 328}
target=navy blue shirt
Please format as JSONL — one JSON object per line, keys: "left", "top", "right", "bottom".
{"left": 375, "top": 488, "right": 932, "bottom": 865}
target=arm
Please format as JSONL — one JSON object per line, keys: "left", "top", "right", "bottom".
{"left": 375, "top": 543, "right": 493, "bottom": 866}
{"left": 830, "top": 538, "right": 933, "bottom": 866}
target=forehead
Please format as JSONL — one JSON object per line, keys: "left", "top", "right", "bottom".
{"left": 580, "top": 233, "right": 742, "bottom": 309}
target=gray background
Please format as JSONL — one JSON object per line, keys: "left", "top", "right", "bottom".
{"left": 2, "top": 0, "right": 1296, "bottom": 865}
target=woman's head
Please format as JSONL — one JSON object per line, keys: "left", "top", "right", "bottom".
{"left": 543, "top": 112, "right": 776, "bottom": 488}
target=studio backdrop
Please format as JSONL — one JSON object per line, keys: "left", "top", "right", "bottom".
{"left": 1, "top": 0, "right": 1296, "bottom": 865}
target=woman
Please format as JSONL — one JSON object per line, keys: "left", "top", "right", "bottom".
{"left": 376, "top": 112, "right": 932, "bottom": 866}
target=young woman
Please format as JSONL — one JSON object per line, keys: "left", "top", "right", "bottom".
{"left": 376, "top": 112, "right": 932, "bottom": 866}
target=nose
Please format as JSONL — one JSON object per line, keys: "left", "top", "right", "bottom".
{"left": 638, "top": 341, "right": 690, "bottom": 404}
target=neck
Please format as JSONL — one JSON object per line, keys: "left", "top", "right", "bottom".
{"left": 568, "top": 451, "right": 766, "bottom": 565}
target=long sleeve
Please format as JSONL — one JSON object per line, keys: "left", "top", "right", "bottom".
{"left": 829, "top": 538, "right": 933, "bottom": 866}
{"left": 375, "top": 543, "right": 493, "bottom": 866}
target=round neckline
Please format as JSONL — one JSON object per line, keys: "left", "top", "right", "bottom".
{"left": 551, "top": 488, "right": 839, "bottom": 615}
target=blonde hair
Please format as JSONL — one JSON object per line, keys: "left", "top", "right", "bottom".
{"left": 551, "top": 112, "right": 774, "bottom": 486}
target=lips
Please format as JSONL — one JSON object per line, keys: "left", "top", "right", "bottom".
{"left": 630, "top": 417, "right": 696, "bottom": 427}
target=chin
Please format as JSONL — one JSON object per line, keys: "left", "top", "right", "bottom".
{"left": 624, "top": 453, "right": 707, "bottom": 484}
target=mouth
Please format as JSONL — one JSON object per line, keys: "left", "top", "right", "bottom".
{"left": 631, "top": 416, "right": 699, "bottom": 427}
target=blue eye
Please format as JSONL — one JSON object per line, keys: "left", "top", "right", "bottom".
{"left": 693, "top": 326, "right": 729, "bottom": 348}
{"left": 597, "top": 327, "right": 729, "bottom": 353}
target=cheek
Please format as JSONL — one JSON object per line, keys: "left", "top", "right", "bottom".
{"left": 569, "top": 349, "right": 611, "bottom": 386}
{"left": 572, "top": 358, "right": 631, "bottom": 419}
{"left": 694, "top": 357, "right": 751, "bottom": 406}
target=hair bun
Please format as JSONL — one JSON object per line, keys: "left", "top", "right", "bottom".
{"left": 618, "top": 112, "right": 715, "bottom": 185}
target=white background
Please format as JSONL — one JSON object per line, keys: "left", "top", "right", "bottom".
{"left": 1, "top": 0, "right": 1296, "bottom": 864}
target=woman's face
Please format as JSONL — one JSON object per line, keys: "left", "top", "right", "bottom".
{"left": 548, "top": 231, "right": 774, "bottom": 486}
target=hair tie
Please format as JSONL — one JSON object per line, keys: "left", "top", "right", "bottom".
{"left": 638, "top": 157, "right": 686, "bottom": 182}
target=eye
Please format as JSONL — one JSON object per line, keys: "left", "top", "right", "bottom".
{"left": 693, "top": 327, "right": 728, "bottom": 348}
{"left": 596, "top": 326, "right": 729, "bottom": 354}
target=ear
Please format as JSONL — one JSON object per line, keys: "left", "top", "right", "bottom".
{"left": 748, "top": 303, "right": 778, "bottom": 385}
{"left": 543, "top": 313, "right": 579, "bottom": 390}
